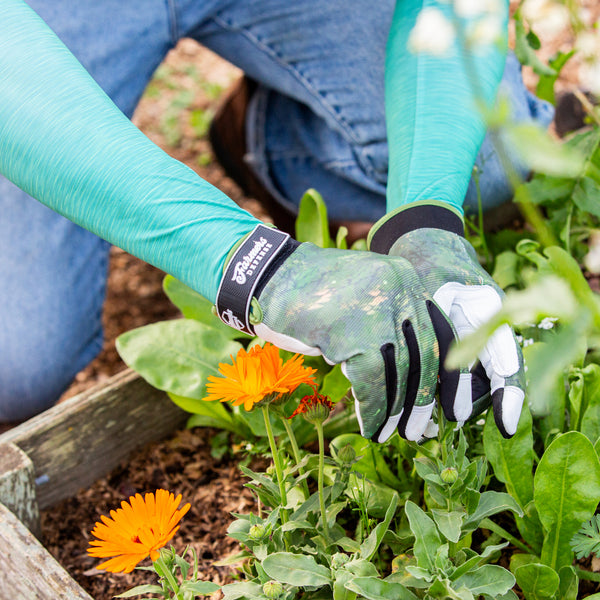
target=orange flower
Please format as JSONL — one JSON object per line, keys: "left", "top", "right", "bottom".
{"left": 87, "top": 489, "right": 190, "bottom": 573}
{"left": 289, "top": 388, "right": 333, "bottom": 422}
{"left": 203, "top": 343, "right": 316, "bottom": 411}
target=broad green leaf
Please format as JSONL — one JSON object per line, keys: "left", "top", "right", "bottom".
{"left": 463, "top": 491, "right": 523, "bottom": 533}
{"left": 514, "top": 563, "right": 559, "bottom": 600}
{"left": 558, "top": 565, "right": 578, "bottom": 600}
{"left": 506, "top": 123, "right": 585, "bottom": 177}
{"left": 453, "top": 565, "right": 515, "bottom": 598}
{"left": 575, "top": 364, "right": 600, "bottom": 442}
{"left": 431, "top": 509, "right": 464, "bottom": 543}
{"left": 405, "top": 500, "right": 441, "bottom": 572}
{"left": 535, "top": 431, "right": 600, "bottom": 571}
{"left": 320, "top": 364, "right": 351, "bottom": 403}
{"left": 162, "top": 275, "right": 247, "bottom": 339}
{"left": 115, "top": 585, "right": 164, "bottom": 598}
{"left": 492, "top": 251, "right": 521, "bottom": 289}
{"left": 345, "top": 577, "right": 418, "bottom": 600}
{"left": 450, "top": 543, "right": 508, "bottom": 581}
{"left": 169, "top": 392, "right": 233, "bottom": 422}
{"left": 116, "top": 319, "right": 242, "bottom": 399}
{"left": 295, "top": 188, "right": 333, "bottom": 248}
{"left": 360, "top": 493, "right": 399, "bottom": 561}
{"left": 572, "top": 176, "right": 600, "bottom": 217}
{"left": 262, "top": 552, "right": 331, "bottom": 587}
{"left": 180, "top": 580, "right": 221, "bottom": 595}
{"left": 221, "top": 581, "right": 264, "bottom": 599}
{"left": 483, "top": 403, "right": 534, "bottom": 510}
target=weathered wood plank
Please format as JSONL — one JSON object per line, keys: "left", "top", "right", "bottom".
{"left": 0, "top": 501, "right": 93, "bottom": 599}
{"left": 0, "top": 369, "right": 188, "bottom": 509}
{"left": 0, "top": 442, "right": 40, "bottom": 537}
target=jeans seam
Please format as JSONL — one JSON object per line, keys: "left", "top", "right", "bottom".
{"left": 210, "top": 15, "right": 362, "bottom": 149}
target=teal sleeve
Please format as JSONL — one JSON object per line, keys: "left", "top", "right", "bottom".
{"left": 0, "top": 0, "right": 261, "bottom": 303}
{"left": 385, "top": 0, "right": 508, "bottom": 215}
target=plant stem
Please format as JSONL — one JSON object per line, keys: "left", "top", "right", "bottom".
{"left": 316, "top": 422, "right": 330, "bottom": 539}
{"left": 154, "top": 554, "right": 182, "bottom": 600}
{"left": 262, "top": 406, "right": 288, "bottom": 525}
{"left": 281, "top": 417, "right": 310, "bottom": 498}
{"left": 575, "top": 566, "right": 600, "bottom": 583}
{"left": 480, "top": 518, "right": 534, "bottom": 555}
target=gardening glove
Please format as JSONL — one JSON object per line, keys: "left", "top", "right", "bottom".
{"left": 215, "top": 224, "right": 446, "bottom": 442}
{"left": 369, "top": 202, "right": 525, "bottom": 439}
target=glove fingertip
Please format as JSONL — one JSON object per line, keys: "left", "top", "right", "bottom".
{"left": 492, "top": 386, "right": 525, "bottom": 439}
{"left": 399, "top": 402, "right": 435, "bottom": 441}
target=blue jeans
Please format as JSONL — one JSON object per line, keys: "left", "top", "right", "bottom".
{"left": 1, "top": 0, "right": 552, "bottom": 421}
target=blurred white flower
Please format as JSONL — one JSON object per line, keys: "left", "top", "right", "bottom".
{"left": 454, "top": 0, "right": 502, "bottom": 18}
{"left": 580, "top": 60, "right": 600, "bottom": 96}
{"left": 409, "top": 7, "right": 456, "bottom": 55}
{"left": 538, "top": 317, "right": 557, "bottom": 330}
{"left": 468, "top": 14, "right": 504, "bottom": 46}
{"left": 577, "top": 31, "right": 600, "bottom": 57}
{"left": 521, "top": 0, "right": 570, "bottom": 36}
{"left": 585, "top": 231, "right": 600, "bottom": 274}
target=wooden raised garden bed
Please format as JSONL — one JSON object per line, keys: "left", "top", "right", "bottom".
{"left": 0, "top": 369, "right": 188, "bottom": 599}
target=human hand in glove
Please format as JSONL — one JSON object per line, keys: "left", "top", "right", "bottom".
{"left": 369, "top": 202, "right": 525, "bottom": 439}
{"left": 215, "top": 224, "right": 448, "bottom": 442}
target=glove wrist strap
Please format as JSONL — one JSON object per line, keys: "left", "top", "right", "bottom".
{"left": 216, "top": 224, "right": 298, "bottom": 334}
{"left": 369, "top": 202, "right": 465, "bottom": 255}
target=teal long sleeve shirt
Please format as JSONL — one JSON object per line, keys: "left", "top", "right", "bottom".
{"left": 0, "top": 0, "right": 507, "bottom": 303}
{"left": 385, "top": 0, "right": 508, "bottom": 215}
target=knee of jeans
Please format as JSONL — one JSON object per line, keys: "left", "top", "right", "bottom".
{"left": 0, "top": 319, "right": 103, "bottom": 423}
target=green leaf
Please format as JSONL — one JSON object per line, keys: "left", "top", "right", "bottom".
{"left": 162, "top": 275, "right": 247, "bottom": 339}
{"left": 463, "top": 491, "right": 523, "bottom": 533}
{"left": 221, "top": 581, "right": 264, "bottom": 599}
{"left": 453, "top": 565, "right": 515, "bottom": 598}
{"left": 295, "top": 189, "right": 333, "bottom": 248}
{"left": 570, "top": 514, "right": 600, "bottom": 559}
{"left": 514, "top": 563, "right": 559, "bottom": 600}
{"left": 507, "top": 123, "right": 585, "bottom": 178}
{"left": 514, "top": 15, "right": 556, "bottom": 77}
{"left": 116, "top": 319, "right": 242, "bottom": 399}
{"left": 405, "top": 500, "right": 441, "bottom": 572}
{"left": 115, "top": 585, "right": 164, "bottom": 598}
{"left": 572, "top": 176, "right": 600, "bottom": 217}
{"left": 535, "top": 431, "right": 600, "bottom": 571}
{"left": 345, "top": 577, "right": 419, "bottom": 600}
{"left": 180, "top": 580, "right": 221, "bottom": 595}
{"left": 262, "top": 552, "right": 331, "bottom": 587}
{"left": 320, "top": 364, "right": 351, "bottom": 403}
{"left": 536, "top": 50, "right": 575, "bottom": 105}
{"left": 360, "top": 493, "right": 399, "bottom": 561}
{"left": 431, "top": 509, "right": 464, "bottom": 544}
{"left": 558, "top": 565, "right": 578, "bottom": 600}
{"left": 492, "top": 251, "right": 521, "bottom": 289}
{"left": 483, "top": 403, "right": 534, "bottom": 510}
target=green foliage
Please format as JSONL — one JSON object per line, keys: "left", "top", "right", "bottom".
{"left": 571, "top": 515, "right": 600, "bottom": 560}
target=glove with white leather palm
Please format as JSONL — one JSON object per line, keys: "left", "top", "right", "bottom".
{"left": 368, "top": 202, "right": 525, "bottom": 439}
{"left": 216, "top": 223, "right": 447, "bottom": 442}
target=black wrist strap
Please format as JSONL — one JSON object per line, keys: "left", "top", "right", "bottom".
{"left": 215, "top": 224, "right": 297, "bottom": 335}
{"left": 370, "top": 204, "right": 465, "bottom": 255}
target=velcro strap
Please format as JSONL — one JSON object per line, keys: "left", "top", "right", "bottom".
{"left": 215, "top": 224, "right": 291, "bottom": 335}
{"left": 370, "top": 204, "right": 464, "bottom": 254}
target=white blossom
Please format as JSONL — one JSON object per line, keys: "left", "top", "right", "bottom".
{"left": 468, "top": 14, "right": 504, "bottom": 46}
{"left": 521, "top": 0, "right": 570, "bottom": 36}
{"left": 454, "top": 0, "right": 502, "bottom": 18}
{"left": 538, "top": 317, "right": 557, "bottom": 330}
{"left": 409, "top": 7, "right": 456, "bottom": 56}
{"left": 585, "top": 231, "right": 600, "bottom": 273}
{"left": 580, "top": 60, "right": 600, "bottom": 97}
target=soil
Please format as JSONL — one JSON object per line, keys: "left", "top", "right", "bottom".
{"left": 26, "top": 9, "right": 600, "bottom": 599}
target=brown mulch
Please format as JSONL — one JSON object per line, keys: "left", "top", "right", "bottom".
{"left": 42, "top": 428, "right": 259, "bottom": 599}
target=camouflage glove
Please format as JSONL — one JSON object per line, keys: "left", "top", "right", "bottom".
{"left": 369, "top": 202, "right": 525, "bottom": 438}
{"left": 215, "top": 224, "right": 445, "bottom": 442}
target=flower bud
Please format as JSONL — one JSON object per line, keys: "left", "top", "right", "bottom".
{"left": 248, "top": 524, "right": 267, "bottom": 540}
{"left": 263, "top": 580, "right": 284, "bottom": 598}
{"left": 440, "top": 467, "right": 459, "bottom": 484}
{"left": 303, "top": 400, "right": 331, "bottom": 425}
{"left": 337, "top": 444, "right": 356, "bottom": 465}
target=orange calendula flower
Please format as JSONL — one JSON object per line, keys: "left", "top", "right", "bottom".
{"left": 87, "top": 489, "right": 190, "bottom": 574}
{"left": 289, "top": 388, "right": 333, "bottom": 423}
{"left": 203, "top": 343, "right": 316, "bottom": 411}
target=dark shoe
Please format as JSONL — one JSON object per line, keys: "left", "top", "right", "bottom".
{"left": 554, "top": 91, "right": 596, "bottom": 138}
{"left": 209, "top": 76, "right": 373, "bottom": 245}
